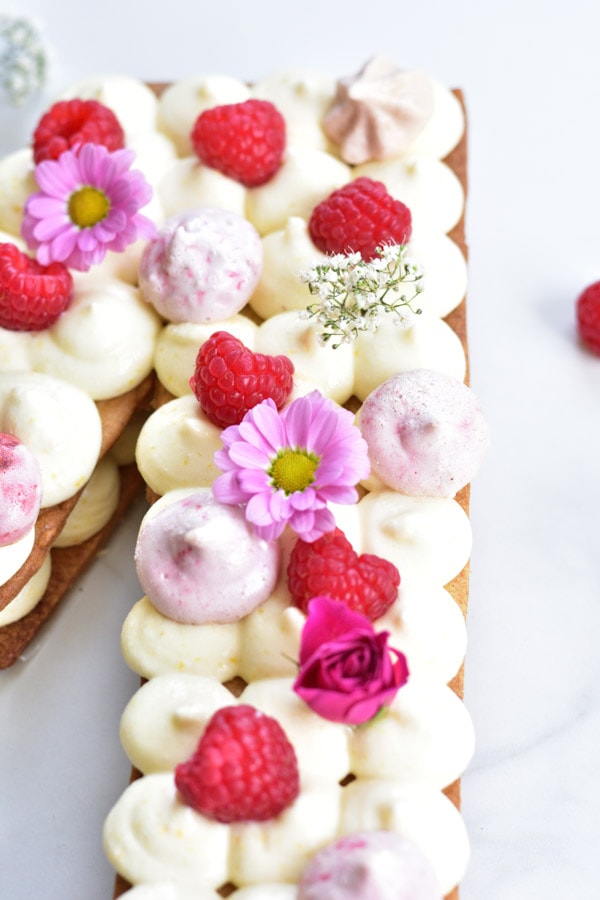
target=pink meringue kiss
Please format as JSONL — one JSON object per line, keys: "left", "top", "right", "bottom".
{"left": 0, "top": 433, "right": 43, "bottom": 546}
{"left": 134, "top": 489, "right": 281, "bottom": 625}
{"left": 139, "top": 207, "right": 263, "bottom": 323}
{"left": 298, "top": 831, "right": 443, "bottom": 900}
{"left": 358, "top": 369, "right": 490, "bottom": 498}
{"left": 323, "top": 56, "right": 435, "bottom": 165}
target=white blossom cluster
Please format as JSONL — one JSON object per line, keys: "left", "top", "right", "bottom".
{"left": 299, "top": 244, "right": 424, "bottom": 348}
{"left": 0, "top": 14, "right": 48, "bottom": 106}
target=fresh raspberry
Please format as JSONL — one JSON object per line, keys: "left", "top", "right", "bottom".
{"left": 576, "top": 281, "right": 600, "bottom": 354}
{"left": 175, "top": 704, "right": 299, "bottom": 823}
{"left": 190, "top": 330, "right": 294, "bottom": 428}
{"left": 288, "top": 527, "right": 400, "bottom": 621}
{"left": 0, "top": 243, "right": 73, "bottom": 332}
{"left": 191, "top": 98, "right": 286, "bottom": 187}
{"left": 309, "top": 176, "right": 412, "bottom": 261}
{"left": 32, "top": 98, "right": 125, "bottom": 164}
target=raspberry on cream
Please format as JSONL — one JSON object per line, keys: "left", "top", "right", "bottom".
{"left": 154, "top": 316, "right": 259, "bottom": 398}
{"left": 0, "top": 274, "right": 162, "bottom": 401}
{"left": 353, "top": 156, "right": 464, "bottom": 236}
{"left": 55, "top": 74, "right": 159, "bottom": 141}
{"left": 157, "top": 75, "right": 251, "bottom": 157}
{"left": 134, "top": 489, "right": 281, "bottom": 625}
{"left": 358, "top": 369, "right": 490, "bottom": 497}
{"left": 139, "top": 207, "right": 262, "bottom": 323}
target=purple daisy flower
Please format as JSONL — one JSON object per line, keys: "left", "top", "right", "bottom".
{"left": 212, "top": 390, "right": 371, "bottom": 542}
{"left": 21, "top": 142, "right": 156, "bottom": 271}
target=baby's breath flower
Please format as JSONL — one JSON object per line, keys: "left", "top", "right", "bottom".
{"left": 0, "top": 14, "right": 48, "bottom": 107}
{"left": 299, "top": 244, "right": 424, "bottom": 348}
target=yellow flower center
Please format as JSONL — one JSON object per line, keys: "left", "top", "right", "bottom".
{"left": 269, "top": 449, "right": 319, "bottom": 495}
{"left": 68, "top": 186, "right": 110, "bottom": 228}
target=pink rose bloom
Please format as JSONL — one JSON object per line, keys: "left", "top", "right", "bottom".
{"left": 293, "top": 596, "right": 409, "bottom": 725}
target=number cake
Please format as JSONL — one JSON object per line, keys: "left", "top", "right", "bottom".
{"left": 0, "top": 56, "right": 489, "bottom": 897}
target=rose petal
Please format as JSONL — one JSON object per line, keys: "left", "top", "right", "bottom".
{"left": 293, "top": 596, "right": 408, "bottom": 724}
{"left": 299, "top": 597, "right": 372, "bottom": 662}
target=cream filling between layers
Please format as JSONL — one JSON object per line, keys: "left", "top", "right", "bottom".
{"left": 0, "top": 454, "right": 124, "bottom": 626}
{"left": 0, "top": 527, "right": 35, "bottom": 587}
{"left": 0, "top": 547, "right": 50, "bottom": 624}
{"left": 53, "top": 456, "right": 121, "bottom": 547}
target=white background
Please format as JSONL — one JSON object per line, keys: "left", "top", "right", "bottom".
{"left": 1, "top": 1, "right": 600, "bottom": 898}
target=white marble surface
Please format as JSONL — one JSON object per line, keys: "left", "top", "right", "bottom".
{"left": 1, "top": 0, "right": 600, "bottom": 897}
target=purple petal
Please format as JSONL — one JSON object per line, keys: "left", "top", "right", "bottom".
{"left": 293, "top": 505, "right": 336, "bottom": 542}
{"left": 35, "top": 158, "right": 78, "bottom": 195}
{"left": 91, "top": 222, "right": 118, "bottom": 242}
{"left": 306, "top": 410, "right": 340, "bottom": 454}
{"left": 49, "top": 226, "right": 79, "bottom": 262}
{"left": 254, "top": 519, "right": 286, "bottom": 542}
{"left": 281, "top": 393, "right": 315, "bottom": 448}
{"left": 108, "top": 179, "right": 133, "bottom": 206}
{"left": 228, "top": 440, "right": 270, "bottom": 469}
{"left": 237, "top": 467, "right": 271, "bottom": 494}
{"left": 32, "top": 214, "right": 71, "bottom": 242}
{"left": 109, "top": 147, "right": 136, "bottom": 177}
{"left": 77, "top": 228, "right": 100, "bottom": 252}
{"left": 313, "top": 458, "right": 344, "bottom": 485}
{"left": 35, "top": 242, "right": 51, "bottom": 265}
{"left": 212, "top": 470, "right": 247, "bottom": 505}
{"left": 133, "top": 214, "right": 157, "bottom": 240}
{"left": 288, "top": 507, "right": 315, "bottom": 539}
{"left": 104, "top": 208, "right": 128, "bottom": 233}
{"left": 241, "top": 400, "right": 286, "bottom": 451}
{"left": 55, "top": 150, "right": 85, "bottom": 188}
{"left": 214, "top": 447, "right": 239, "bottom": 473}
{"left": 317, "top": 484, "right": 358, "bottom": 505}
{"left": 77, "top": 143, "right": 106, "bottom": 185}
{"left": 73, "top": 243, "right": 106, "bottom": 269}
{"left": 246, "top": 491, "right": 277, "bottom": 527}
{"left": 26, "top": 196, "right": 66, "bottom": 219}
{"left": 267, "top": 488, "right": 291, "bottom": 521}
{"left": 288, "top": 487, "right": 318, "bottom": 511}
{"left": 237, "top": 418, "right": 281, "bottom": 456}
{"left": 20, "top": 215, "right": 38, "bottom": 248}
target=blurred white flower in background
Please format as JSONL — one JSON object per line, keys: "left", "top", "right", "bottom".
{"left": 0, "top": 13, "right": 48, "bottom": 106}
